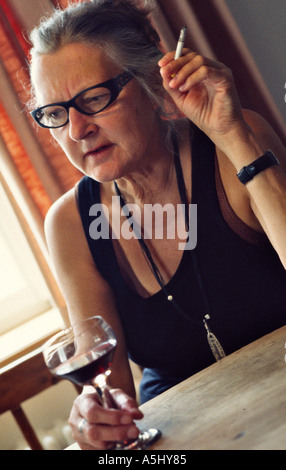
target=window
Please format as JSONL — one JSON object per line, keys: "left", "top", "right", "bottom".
{"left": 0, "top": 182, "right": 53, "bottom": 335}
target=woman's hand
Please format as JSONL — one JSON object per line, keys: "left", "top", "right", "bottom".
{"left": 69, "top": 388, "right": 143, "bottom": 450}
{"left": 159, "top": 50, "right": 286, "bottom": 268}
{"left": 158, "top": 50, "right": 245, "bottom": 150}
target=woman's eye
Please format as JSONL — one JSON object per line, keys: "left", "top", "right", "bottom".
{"left": 47, "top": 107, "right": 65, "bottom": 119}
{"left": 78, "top": 88, "right": 111, "bottom": 111}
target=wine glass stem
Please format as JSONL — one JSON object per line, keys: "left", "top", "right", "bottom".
{"left": 90, "top": 376, "right": 115, "bottom": 409}
{"left": 94, "top": 384, "right": 104, "bottom": 405}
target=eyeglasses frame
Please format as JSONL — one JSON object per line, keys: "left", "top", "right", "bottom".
{"left": 30, "top": 71, "right": 133, "bottom": 129}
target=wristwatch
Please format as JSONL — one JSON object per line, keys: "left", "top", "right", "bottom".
{"left": 236, "top": 150, "right": 279, "bottom": 184}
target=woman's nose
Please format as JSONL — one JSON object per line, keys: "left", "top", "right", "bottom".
{"left": 68, "top": 108, "right": 98, "bottom": 141}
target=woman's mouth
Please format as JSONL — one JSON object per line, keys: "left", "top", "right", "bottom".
{"left": 84, "top": 144, "right": 113, "bottom": 158}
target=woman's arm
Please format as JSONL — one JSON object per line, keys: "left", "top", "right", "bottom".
{"left": 44, "top": 188, "right": 143, "bottom": 449}
{"left": 216, "top": 109, "right": 286, "bottom": 264}
{"left": 159, "top": 51, "right": 286, "bottom": 267}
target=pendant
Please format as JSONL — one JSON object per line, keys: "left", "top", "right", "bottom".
{"left": 203, "top": 318, "right": 225, "bottom": 362}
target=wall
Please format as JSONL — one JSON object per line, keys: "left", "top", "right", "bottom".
{"left": 226, "top": 0, "right": 286, "bottom": 121}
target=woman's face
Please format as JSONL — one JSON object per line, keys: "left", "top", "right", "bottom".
{"left": 31, "top": 42, "right": 161, "bottom": 182}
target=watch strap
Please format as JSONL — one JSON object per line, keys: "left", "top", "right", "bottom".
{"left": 237, "top": 150, "right": 279, "bottom": 184}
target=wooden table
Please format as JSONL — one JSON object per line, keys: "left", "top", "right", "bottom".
{"left": 67, "top": 326, "right": 286, "bottom": 450}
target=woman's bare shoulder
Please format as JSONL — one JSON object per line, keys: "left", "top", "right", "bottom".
{"left": 44, "top": 186, "right": 96, "bottom": 276}
{"left": 44, "top": 187, "right": 117, "bottom": 314}
{"left": 45, "top": 187, "right": 79, "bottom": 234}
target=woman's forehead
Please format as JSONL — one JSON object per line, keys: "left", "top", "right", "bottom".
{"left": 30, "top": 43, "right": 120, "bottom": 104}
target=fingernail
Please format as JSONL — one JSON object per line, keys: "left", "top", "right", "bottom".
{"left": 127, "top": 426, "right": 139, "bottom": 439}
{"left": 130, "top": 407, "right": 143, "bottom": 416}
{"left": 158, "top": 57, "right": 167, "bottom": 66}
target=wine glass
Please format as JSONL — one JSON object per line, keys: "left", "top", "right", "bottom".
{"left": 42, "top": 315, "right": 161, "bottom": 450}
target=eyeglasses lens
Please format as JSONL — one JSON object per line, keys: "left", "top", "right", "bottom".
{"left": 36, "top": 106, "right": 68, "bottom": 128}
{"left": 76, "top": 87, "right": 111, "bottom": 114}
{"left": 36, "top": 87, "right": 112, "bottom": 128}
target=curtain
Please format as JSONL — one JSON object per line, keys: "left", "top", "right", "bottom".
{"left": 0, "top": 0, "right": 76, "bottom": 326}
{"left": 0, "top": 0, "right": 82, "bottom": 220}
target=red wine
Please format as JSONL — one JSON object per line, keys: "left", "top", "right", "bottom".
{"left": 53, "top": 341, "right": 116, "bottom": 386}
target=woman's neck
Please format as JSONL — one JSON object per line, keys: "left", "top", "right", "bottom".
{"left": 114, "top": 119, "right": 187, "bottom": 207}
{"left": 115, "top": 149, "right": 176, "bottom": 206}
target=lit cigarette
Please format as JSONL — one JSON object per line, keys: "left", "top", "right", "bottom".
{"left": 174, "top": 26, "right": 187, "bottom": 60}
{"left": 171, "top": 26, "right": 187, "bottom": 78}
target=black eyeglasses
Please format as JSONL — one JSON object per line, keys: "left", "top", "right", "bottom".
{"left": 30, "top": 71, "right": 133, "bottom": 129}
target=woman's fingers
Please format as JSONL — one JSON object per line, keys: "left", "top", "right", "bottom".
{"left": 69, "top": 389, "right": 143, "bottom": 450}
{"left": 76, "top": 417, "right": 139, "bottom": 450}
{"left": 158, "top": 48, "right": 243, "bottom": 141}
{"left": 159, "top": 51, "right": 227, "bottom": 89}
{"left": 72, "top": 391, "right": 137, "bottom": 425}
{"left": 83, "top": 418, "right": 140, "bottom": 442}
{"left": 110, "top": 388, "right": 144, "bottom": 418}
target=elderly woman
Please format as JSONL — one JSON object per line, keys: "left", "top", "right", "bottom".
{"left": 28, "top": 0, "right": 286, "bottom": 450}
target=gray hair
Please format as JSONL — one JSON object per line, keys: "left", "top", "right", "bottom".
{"left": 28, "top": 0, "right": 178, "bottom": 125}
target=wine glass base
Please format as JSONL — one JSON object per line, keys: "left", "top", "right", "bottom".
{"left": 114, "top": 428, "right": 162, "bottom": 450}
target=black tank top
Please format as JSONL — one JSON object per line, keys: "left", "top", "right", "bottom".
{"left": 77, "top": 126, "right": 286, "bottom": 403}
